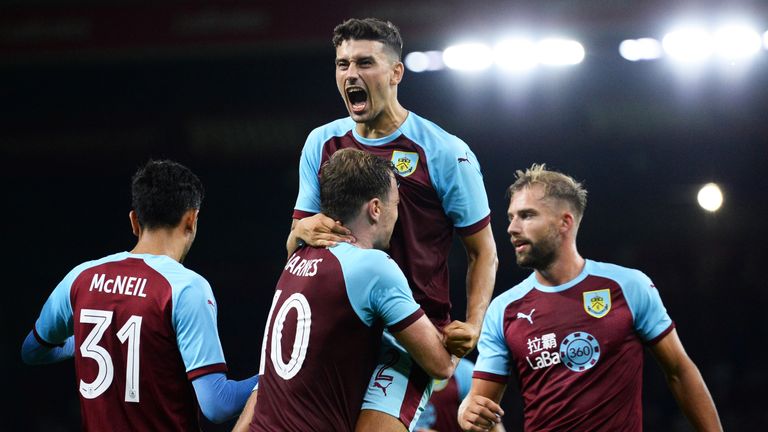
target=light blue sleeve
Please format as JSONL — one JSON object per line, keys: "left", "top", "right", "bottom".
{"left": 192, "top": 373, "right": 259, "bottom": 423}
{"left": 172, "top": 276, "right": 227, "bottom": 372}
{"left": 339, "top": 246, "right": 420, "bottom": 328}
{"left": 455, "top": 358, "right": 475, "bottom": 399}
{"left": 430, "top": 137, "right": 491, "bottom": 230}
{"left": 623, "top": 270, "right": 673, "bottom": 342}
{"left": 34, "top": 265, "right": 84, "bottom": 344}
{"left": 473, "top": 296, "right": 511, "bottom": 377}
{"left": 294, "top": 128, "right": 324, "bottom": 215}
{"left": 368, "top": 257, "right": 422, "bottom": 328}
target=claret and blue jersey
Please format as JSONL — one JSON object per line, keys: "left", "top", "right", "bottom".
{"left": 253, "top": 242, "right": 424, "bottom": 431}
{"left": 293, "top": 112, "right": 491, "bottom": 326}
{"left": 33, "top": 251, "right": 227, "bottom": 431}
{"left": 474, "top": 259, "right": 675, "bottom": 431}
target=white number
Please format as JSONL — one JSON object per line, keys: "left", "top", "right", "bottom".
{"left": 78, "top": 309, "right": 143, "bottom": 402}
{"left": 260, "top": 291, "right": 312, "bottom": 380}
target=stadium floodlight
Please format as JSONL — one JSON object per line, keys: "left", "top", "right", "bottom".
{"left": 697, "top": 183, "right": 724, "bottom": 212}
{"left": 713, "top": 24, "right": 762, "bottom": 59}
{"left": 764, "top": 30, "right": 768, "bottom": 49}
{"left": 494, "top": 38, "right": 538, "bottom": 71}
{"left": 619, "top": 38, "right": 663, "bottom": 61}
{"left": 662, "top": 27, "right": 713, "bottom": 62}
{"left": 404, "top": 51, "right": 446, "bottom": 72}
{"left": 442, "top": 43, "right": 494, "bottom": 71}
{"left": 536, "top": 38, "right": 585, "bottom": 66}
{"left": 405, "top": 52, "right": 430, "bottom": 72}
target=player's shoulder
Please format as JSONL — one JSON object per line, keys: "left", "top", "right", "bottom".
{"left": 490, "top": 274, "right": 538, "bottom": 312}
{"left": 329, "top": 243, "right": 403, "bottom": 280}
{"left": 586, "top": 259, "right": 651, "bottom": 289}
{"left": 140, "top": 254, "right": 211, "bottom": 292}
{"left": 401, "top": 111, "right": 468, "bottom": 153}
{"left": 306, "top": 117, "right": 356, "bottom": 145}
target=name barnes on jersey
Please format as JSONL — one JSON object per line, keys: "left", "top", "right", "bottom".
{"left": 89, "top": 273, "right": 148, "bottom": 297}
{"left": 284, "top": 253, "right": 324, "bottom": 278}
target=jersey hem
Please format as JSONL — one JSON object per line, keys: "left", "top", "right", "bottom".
{"left": 32, "top": 327, "right": 64, "bottom": 347}
{"left": 645, "top": 322, "right": 675, "bottom": 346}
{"left": 456, "top": 214, "right": 491, "bottom": 237}
{"left": 187, "top": 363, "right": 228, "bottom": 380}
{"left": 389, "top": 308, "right": 425, "bottom": 332}
{"left": 472, "top": 371, "right": 508, "bottom": 384}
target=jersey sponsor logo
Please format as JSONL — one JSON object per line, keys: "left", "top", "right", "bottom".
{"left": 516, "top": 308, "right": 536, "bottom": 324}
{"left": 525, "top": 332, "right": 560, "bottom": 370}
{"left": 559, "top": 331, "right": 601, "bottom": 372}
{"left": 583, "top": 289, "right": 611, "bottom": 318}
{"left": 391, "top": 151, "right": 419, "bottom": 177}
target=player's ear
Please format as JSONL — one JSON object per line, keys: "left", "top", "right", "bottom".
{"left": 181, "top": 209, "right": 198, "bottom": 234}
{"left": 391, "top": 60, "right": 404, "bottom": 85}
{"left": 129, "top": 210, "right": 141, "bottom": 237}
{"left": 367, "top": 198, "right": 382, "bottom": 224}
{"left": 560, "top": 212, "right": 574, "bottom": 233}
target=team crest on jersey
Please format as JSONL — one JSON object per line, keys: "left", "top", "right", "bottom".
{"left": 391, "top": 151, "right": 419, "bottom": 177}
{"left": 432, "top": 377, "right": 450, "bottom": 392}
{"left": 583, "top": 289, "right": 611, "bottom": 318}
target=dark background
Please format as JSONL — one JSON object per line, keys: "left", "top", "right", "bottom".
{"left": 2, "top": 1, "right": 766, "bottom": 430}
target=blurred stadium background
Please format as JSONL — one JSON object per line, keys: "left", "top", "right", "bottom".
{"left": 2, "top": 0, "right": 766, "bottom": 430}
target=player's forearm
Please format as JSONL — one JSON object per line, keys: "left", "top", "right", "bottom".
{"left": 286, "top": 219, "right": 302, "bottom": 260}
{"left": 464, "top": 246, "right": 498, "bottom": 328}
{"left": 193, "top": 373, "right": 259, "bottom": 424}
{"left": 666, "top": 361, "right": 722, "bottom": 431}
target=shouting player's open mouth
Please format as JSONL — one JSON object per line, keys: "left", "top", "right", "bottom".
{"left": 346, "top": 87, "right": 368, "bottom": 114}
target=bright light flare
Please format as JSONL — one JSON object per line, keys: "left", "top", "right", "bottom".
{"left": 764, "top": 30, "right": 768, "bottom": 49}
{"left": 662, "top": 28, "right": 713, "bottom": 62}
{"left": 537, "top": 38, "right": 585, "bottom": 65}
{"left": 443, "top": 43, "right": 493, "bottom": 71}
{"left": 404, "top": 50, "right": 445, "bottom": 72}
{"left": 714, "top": 24, "right": 762, "bottom": 59}
{"left": 494, "top": 38, "right": 537, "bottom": 71}
{"left": 619, "top": 38, "right": 663, "bottom": 61}
{"left": 697, "top": 183, "right": 724, "bottom": 212}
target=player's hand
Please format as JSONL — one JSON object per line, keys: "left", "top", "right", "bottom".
{"left": 458, "top": 394, "right": 504, "bottom": 432}
{"left": 442, "top": 320, "right": 481, "bottom": 357}
{"left": 295, "top": 213, "right": 356, "bottom": 248}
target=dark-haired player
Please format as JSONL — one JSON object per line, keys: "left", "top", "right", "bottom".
{"left": 287, "top": 18, "right": 498, "bottom": 431}
{"left": 22, "top": 160, "right": 257, "bottom": 431}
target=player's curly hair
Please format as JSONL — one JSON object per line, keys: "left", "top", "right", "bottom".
{"left": 332, "top": 18, "right": 403, "bottom": 60}
{"left": 508, "top": 163, "right": 588, "bottom": 222}
{"left": 320, "top": 149, "right": 397, "bottom": 224}
{"left": 131, "top": 160, "right": 204, "bottom": 229}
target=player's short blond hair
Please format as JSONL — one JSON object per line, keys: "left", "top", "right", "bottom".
{"left": 508, "top": 163, "right": 588, "bottom": 221}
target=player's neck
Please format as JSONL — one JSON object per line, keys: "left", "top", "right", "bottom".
{"left": 356, "top": 103, "right": 408, "bottom": 138}
{"left": 131, "top": 228, "right": 187, "bottom": 262}
{"left": 534, "top": 246, "right": 585, "bottom": 287}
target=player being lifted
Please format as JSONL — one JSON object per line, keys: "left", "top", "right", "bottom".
{"left": 287, "top": 18, "right": 498, "bottom": 430}
{"left": 22, "top": 160, "right": 257, "bottom": 430}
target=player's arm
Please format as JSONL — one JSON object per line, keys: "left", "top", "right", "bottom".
{"left": 649, "top": 328, "right": 722, "bottom": 432}
{"left": 192, "top": 373, "right": 258, "bottom": 424}
{"left": 231, "top": 387, "right": 258, "bottom": 432}
{"left": 286, "top": 215, "right": 355, "bottom": 259}
{"left": 444, "top": 225, "right": 498, "bottom": 357}
{"left": 458, "top": 378, "right": 506, "bottom": 432}
{"left": 391, "top": 314, "right": 458, "bottom": 380}
{"left": 21, "top": 330, "right": 74, "bottom": 365}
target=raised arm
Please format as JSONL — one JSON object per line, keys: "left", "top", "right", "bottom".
{"left": 649, "top": 329, "right": 722, "bottom": 432}
{"left": 458, "top": 378, "right": 506, "bottom": 432}
{"left": 392, "top": 314, "right": 458, "bottom": 380}
{"left": 444, "top": 225, "right": 498, "bottom": 357}
{"left": 286, "top": 215, "right": 356, "bottom": 259}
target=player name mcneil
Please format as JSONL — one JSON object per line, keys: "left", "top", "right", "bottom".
{"left": 89, "top": 273, "right": 148, "bottom": 297}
